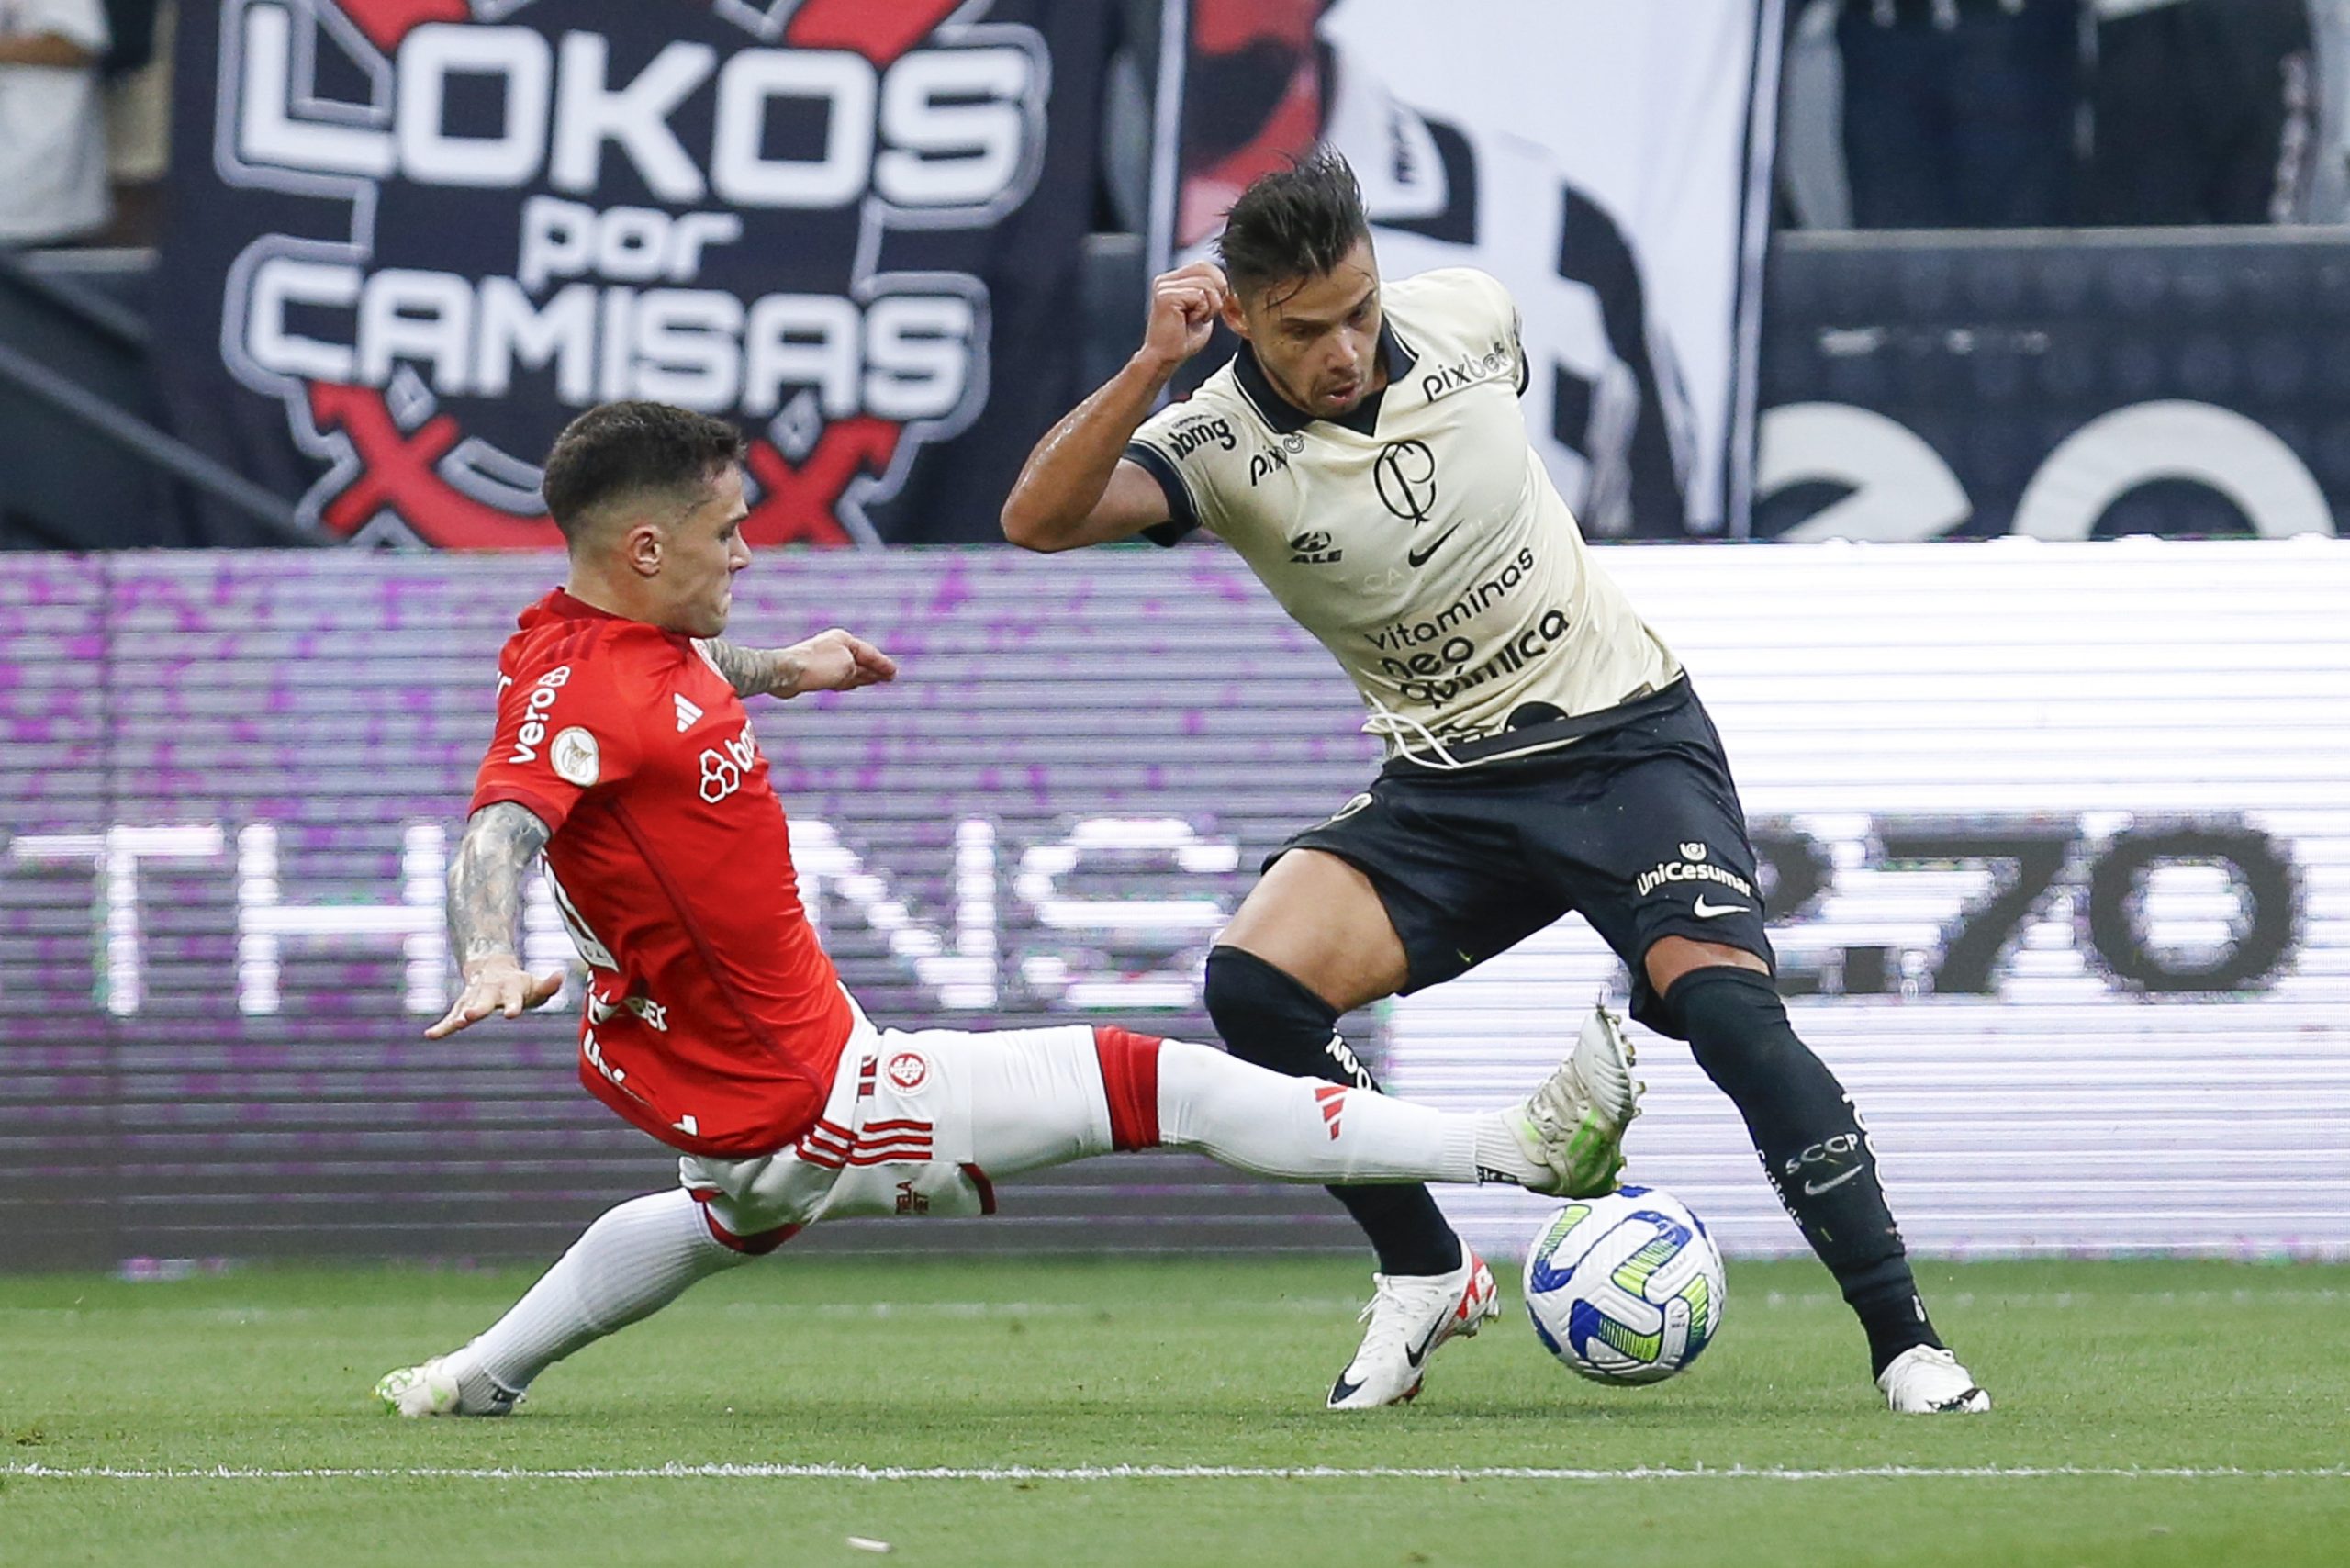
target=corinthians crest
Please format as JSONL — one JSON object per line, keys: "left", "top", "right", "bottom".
{"left": 204, "top": 0, "right": 1055, "bottom": 546}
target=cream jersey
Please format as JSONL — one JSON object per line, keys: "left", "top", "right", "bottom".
{"left": 1126, "top": 267, "right": 1682, "bottom": 765}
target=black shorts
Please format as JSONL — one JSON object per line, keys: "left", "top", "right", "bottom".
{"left": 1272, "top": 679, "right": 1774, "bottom": 1038}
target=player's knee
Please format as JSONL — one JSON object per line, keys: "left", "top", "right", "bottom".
{"left": 1644, "top": 935, "right": 1767, "bottom": 1000}
{"left": 1193, "top": 945, "right": 1325, "bottom": 1043}
{"left": 1666, "top": 966, "right": 1855, "bottom": 1132}
{"left": 688, "top": 1194, "right": 800, "bottom": 1258}
{"left": 1664, "top": 965, "right": 1796, "bottom": 1068}
{"left": 1202, "top": 945, "right": 1367, "bottom": 1085}
{"left": 1203, "top": 945, "right": 1332, "bottom": 1059}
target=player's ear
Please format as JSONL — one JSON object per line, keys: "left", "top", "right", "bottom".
{"left": 623, "top": 522, "right": 665, "bottom": 578}
{"left": 1220, "top": 286, "right": 1250, "bottom": 341}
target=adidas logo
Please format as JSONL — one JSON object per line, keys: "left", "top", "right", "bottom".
{"left": 674, "top": 694, "right": 703, "bottom": 733}
{"left": 1313, "top": 1083, "right": 1348, "bottom": 1140}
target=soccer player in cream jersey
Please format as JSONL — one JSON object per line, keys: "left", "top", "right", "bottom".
{"left": 1003, "top": 150, "right": 1991, "bottom": 1415}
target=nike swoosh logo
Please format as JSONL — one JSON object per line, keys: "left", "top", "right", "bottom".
{"left": 1405, "top": 525, "right": 1464, "bottom": 568}
{"left": 1404, "top": 1277, "right": 1485, "bottom": 1369}
{"left": 1693, "top": 896, "right": 1750, "bottom": 918}
{"left": 1804, "top": 1166, "right": 1863, "bottom": 1196}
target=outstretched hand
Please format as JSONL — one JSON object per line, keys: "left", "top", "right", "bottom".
{"left": 782, "top": 628, "right": 898, "bottom": 696}
{"left": 426, "top": 957, "right": 565, "bottom": 1039}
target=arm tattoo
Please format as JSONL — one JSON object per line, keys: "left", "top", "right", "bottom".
{"left": 447, "top": 802, "right": 553, "bottom": 969}
{"left": 699, "top": 638, "right": 791, "bottom": 698}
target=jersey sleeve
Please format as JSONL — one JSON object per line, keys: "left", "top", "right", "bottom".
{"left": 1453, "top": 268, "right": 1532, "bottom": 397}
{"left": 468, "top": 634, "right": 645, "bottom": 834}
{"left": 1125, "top": 385, "right": 1250, "bottom": 547}
{"left": 1122, "top": 437, "right": 1199, "bottom": 547}
{"left": 1415, "top": 267, "right": 1531, "bottom": 398}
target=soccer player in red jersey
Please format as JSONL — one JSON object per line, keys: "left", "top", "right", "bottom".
{"left": 375, "top": 401, "right": 1637, "bottom": 1417}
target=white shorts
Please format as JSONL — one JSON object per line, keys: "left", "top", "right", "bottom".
{"left": 677, "top": 1004, "right": 1164, "bottom": 1250}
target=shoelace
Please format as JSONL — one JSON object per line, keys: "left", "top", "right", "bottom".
{"left": 1524, "top": 1024, "right": 1641, "bottom": 1145}
{"left": 1530, "top": 1052, "right": 1596, "bottom": 1132}
{"left": 1352, "top": 1273, "right": 1451, "bottom": 1360}
{"left": 1360, "top": 700, "right": 1472, "bottom": 771}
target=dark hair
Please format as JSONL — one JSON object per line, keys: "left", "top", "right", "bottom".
{"left": 540, "top": 401, "right": 745, "bottom": 542}
{"left": 1216, "top": 147, "right": 1371, "bottom": 299}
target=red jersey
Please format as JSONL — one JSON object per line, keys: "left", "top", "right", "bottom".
{"left": 470, "top": 589, "right": 854, "bottom": 1158}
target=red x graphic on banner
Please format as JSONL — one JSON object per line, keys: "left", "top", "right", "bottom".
{"left": 311, "top": 384, "right": 892, "bottom": 548}
{"left": 742, "top": 419, "right": 903, "bottom": 548}
{"left": 308, "top": 383, "right": 562, "bottom": 547}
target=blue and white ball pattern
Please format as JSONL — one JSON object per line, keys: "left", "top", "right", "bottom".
{"left": 1522, "top": 1185, "right": 1727, "bottom": 1384}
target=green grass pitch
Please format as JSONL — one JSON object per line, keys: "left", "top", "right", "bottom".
{"left": 2, "top": 1255, "right": 2344, "bottom": 1567}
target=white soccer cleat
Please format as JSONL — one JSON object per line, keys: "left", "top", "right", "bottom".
{"left": 1326, "top": 1248, "right": 1500, "bottom": 1410}
{"left": 1877, "top": 1346, "right": 1992, "bottom": 1414}
{"left": 375, "top": 1353, "right": 521, "bottom": 1417}
{"left": 1507, "top": 1002, "right": 1642, "bottom": 1198}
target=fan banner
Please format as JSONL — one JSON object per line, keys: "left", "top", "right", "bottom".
{"left": 153, "top": 0, "right": 1106, "bottom": 547}
{"left": 1154, "top": 0, "right": 1784, "bottom": 539}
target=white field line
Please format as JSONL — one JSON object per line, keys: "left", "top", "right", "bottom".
{"left": 4, "top": 1462, "right": 2346, "bottom": 1484}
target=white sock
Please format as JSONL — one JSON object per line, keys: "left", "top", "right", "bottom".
{"left": 457, "top": 1190, "right": 746, "bottom": 1395}
{"left": 1155, "top": 1040, "right": 1483, "bottom": 1183}
{"left": 1471, "top": 1113, "right": 1542, "bottom": 1187}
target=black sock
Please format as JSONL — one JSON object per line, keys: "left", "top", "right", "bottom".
{"left": 1670, "top": 967, "right": 1944, "bottom": 1377}
{"left": 1838, "top": 1257, "right": 1943, "bottom": 1380}
{"left": 1203, "top": 946, "right": 1463, "bottom": 1277}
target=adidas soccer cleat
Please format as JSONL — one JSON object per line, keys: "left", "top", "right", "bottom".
{"left": 375, "top": 1354, "right": 521, "bottom": 1417}
{"left": 1877, "top": 1346, "right": 1991, "bottom": 1413}
{"left": 1508, "top": 1002, "right": 1642, "bottom": 1198}
{"left": 1326, "top": 1248, "right": 1500, "bottom": 1410}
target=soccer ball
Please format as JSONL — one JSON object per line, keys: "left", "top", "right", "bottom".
{"left": 1522, "top": 1185, "right": 1727, "bottom": 1384}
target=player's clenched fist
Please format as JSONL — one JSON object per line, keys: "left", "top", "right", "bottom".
{"left": 1143, "top": 260, "right": 1230, "bottom": 368}
{"left": 781, "top": 627, "right": 897, "bottom": 696}
{"left": 426, "top": 957, "right": 565, "bottom": 1039}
